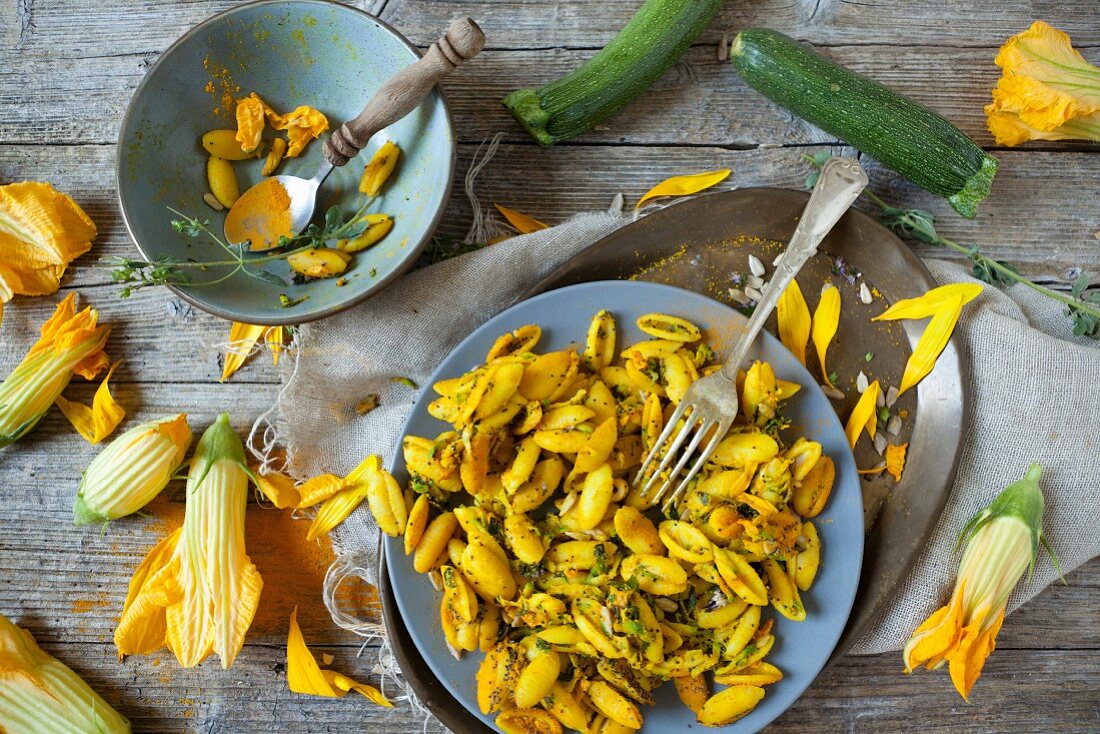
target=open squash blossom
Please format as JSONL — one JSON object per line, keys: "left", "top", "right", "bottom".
{"left": 0, "top": 293, "right": 110, "bottom": 447}
{"left": 635, "top": 169, "right": 731, "bottom": 208}
{"left": 903, "top": 463, "right": 1060, "bottom": 701}
{"left": 494, "top": 203, "right": 548, "bottom": 234}
{"left": 115, "top": 413, "right": 262, "bottom": 669}
{"left": 0, "top": 181, "right": 97, "bottom": 325}
{"left": 776, "top": 278, "right": 811, "bottom": 366}
{"left": 873, "top": 283, "right": 982, "bottom": 395}
{"left": 74, "top": 414, "right": 191, "bottom": 525}
{"left": 55, "top": 359, "right": 125, "bottom": 444}
{"left": 0, "top": 612, "right": 132, "bottom": 733}
{"left": 811, "top": 284, "right": 841, "bottom": 386}
{"left": 985, "top": 21, "right": 1100, "bottom": 146}
{"left": 286, "top": 607, "right": 392, "bottom": 706}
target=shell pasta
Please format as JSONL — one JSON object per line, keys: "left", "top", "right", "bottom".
{"left": 372, "top": 311, "right": 837, "bottom": 732}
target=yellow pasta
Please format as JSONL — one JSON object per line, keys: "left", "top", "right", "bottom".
{"left": 369, "top": 310, "right": 837, "bottom": 730}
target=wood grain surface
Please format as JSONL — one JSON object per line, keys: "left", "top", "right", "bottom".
{"left": 0, "top": 1, "right": 1097, "bottom": 732}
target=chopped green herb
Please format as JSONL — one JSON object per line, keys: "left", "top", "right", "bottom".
{"left": 864, "top": 352, "right": 874, "bottom": 362}
{"left": 391, "top": 376, "right": 419, "bottom": 389}
{"left": 279, "top": 293, "right": 309, "bottom": 308}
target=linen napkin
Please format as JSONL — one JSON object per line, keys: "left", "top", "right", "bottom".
{"left": 270, "top": 206, "right": 1100, "bottom": 656}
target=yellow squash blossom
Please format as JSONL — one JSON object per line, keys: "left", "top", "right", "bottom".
{"left": 873, "top": 283, "right": 982, "bottom": 395}
{"left": 286, "top": 607, "right": 392, "bottom": 707}
{"left": 55, "top": 359, "right": 126, "bottom": 444}
{"left": 0, "top": 612, "right": 131, "bottom": 733}
{"left": 985, "top": 21, "right": 1100, "bottom": 145}
{"left": 115, "top": 413, "right": 262, "bottom": 669}
{"left": 74, "top": 414, "right": 192, "bottom": 525}
{"left": 0, "top": 181, "right": 97, "bottom": 324}
{"left": 0, "top": 293, "right": 110, "bottom": 446}
{"left": 903, "top": 463, "right": 1059, "bottom": 701}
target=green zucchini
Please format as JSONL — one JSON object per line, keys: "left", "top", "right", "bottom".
{"left": 730, "top": 28, "right": 998, "bottom": 219}
{"left": 503, "top": 0, "right": 725, "bottom": 146}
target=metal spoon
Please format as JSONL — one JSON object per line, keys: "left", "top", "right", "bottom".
{"left": 224, "top": 17, "right": 485, "bottom": 249}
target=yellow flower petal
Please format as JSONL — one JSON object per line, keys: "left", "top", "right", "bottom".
{"left": 296, "top": 473, "right": 349, "bottom": 508}
{"left": 844, "top": 380, "right": 880, "bottom": 450}
{"left": 306, "top": 484, "right": 369, "bottom": 542}
{"left": 885, "top": 443, "right": 908, "bottom": 482}
{"left": 115, "top": 528, "right": 181, "bottom": 658}
{"left": 635, "top": 169, "right": 731, "bottom": 208}
{"left": 811, "top": 285, "right": 841, "bottom": 386}
{"left": 253, "top": 468, "right": 301, "bottom": 509}
{"left": 948, "top": 609, "right": 1003, "bottom": 702}
{"left": 776, "top": 278, "right": 810, "bottom": 366}
{"left": 268, "top": 105, "right": 329, "bottom": 158}
{"left": 287, "top": 607, "right": 393, "bottom": 706}
{"left": 872, "top": 283, "right": 983, "bottom": 322}
{"left": 265, "top": 326, "right": 285, "bottom": 367}
{"left": 55, "top": 360, "right": 125, "bottom": 444}
{"left": 902, "top": 580, "right": 967, "bottom": 673}
{"left": 344, "top": 454, "right": 381, "bottom": 485}
{"left": 494, "top": 204, "right": 548, "bottom": 234}
{"left": 221, "top": 322, "right": 267, "bottom": 382}
{"left": 985, "top": 106, "right": 1100, "bottom": 146}
{"left": 234, "top": 95, "right": 266, "bottom": 153}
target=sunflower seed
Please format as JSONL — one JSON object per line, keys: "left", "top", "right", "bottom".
{"left": 859, "top": 282, "right": 873, "bottom": 304}
{"left": 748, "top": 254, "right": 766, "bottom": 276}
{"left": 717, "top": 32, "right": 729, "bottom": 61}
{"left": 446, "top": 640, "right": 462, "bottom": 661}
{"left": 876, "top": 388, "right": 886, "bottom": 408}
{"left": 745, "top": 286, "right": 764, "bottom": 301}
{"left": 873, "top": 433, "right": 888, "bottom": 455}
{"left": 203, "top": 192, "right": 224, "bottom": 211}
{"left": 729, "top": 287, "right": 751, "bottom": 306}
{"left": 885, "top": 386, "right": 900, "bottom": 408}
{"left": 887, "top": 415, "right": 903, "bottom": 436}
{"left": 856, "top": 371, "right": 869, "bottom": 393}
{"left": 773, "top": 252, "right": 785, "bottom": 267}
{"left": 820, "top": 383, "right": 845, "bottom": 400}
{"left": 428, "top": 570, "right": 443, "bottom": 591}
{"left": 746, "top": 274, "right": 765, "bottom": 289}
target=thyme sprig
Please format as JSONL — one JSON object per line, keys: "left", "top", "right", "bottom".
{"left": 804, "top": 153, "right": 1100, "bottom": 338}
{"left": 109, "top": 198, "right": 377, "bottom": 297}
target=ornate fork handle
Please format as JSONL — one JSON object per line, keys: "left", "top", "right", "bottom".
{"left": 720, "top": 157, "right": 869, "bottom": 381}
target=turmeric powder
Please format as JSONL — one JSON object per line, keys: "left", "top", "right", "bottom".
{"left": 223, "top": 177, "right": 293, "bottom": 251}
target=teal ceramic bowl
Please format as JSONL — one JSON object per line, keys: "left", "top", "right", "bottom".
{"left": 117, "top": 0, "right": 455, "bottom": 324}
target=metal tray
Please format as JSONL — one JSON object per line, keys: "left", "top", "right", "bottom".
{"left": 378, "top": 187, "right": 965, "bottom": 729}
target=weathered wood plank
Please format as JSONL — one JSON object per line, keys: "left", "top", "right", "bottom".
{"left": 382, "top": 0, "right": 1100, "bottom": 49}
{"left": 2, "top": 144, "right": 1098, "bottom": 299}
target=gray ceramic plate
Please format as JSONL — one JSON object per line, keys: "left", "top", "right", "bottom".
{"left": 526, "top": 188, "right": 966, "bottom": 660}
{"left": 384, "top": 280, "right": 864, "bottom": 733}
{"left": 117, "top": 0, "right": 454, "bottom": 325}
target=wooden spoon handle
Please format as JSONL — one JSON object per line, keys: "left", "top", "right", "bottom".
{"left": 323, "top": 17, "right": 485, "bottom": 166}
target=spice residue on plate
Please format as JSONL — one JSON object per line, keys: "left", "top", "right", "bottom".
{"left": 224, "top": 176, "right": 293, "bottom": 250}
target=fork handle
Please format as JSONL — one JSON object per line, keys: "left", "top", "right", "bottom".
{"left": 720, "top": 157, "right": 868, "bottom": 380}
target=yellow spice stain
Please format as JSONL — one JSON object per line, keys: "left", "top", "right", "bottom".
{"left": 202, "top": 55, "right": 241, "bottom": 116}
{"left": 71, "top": 591, "right": 112, "bottom": 614}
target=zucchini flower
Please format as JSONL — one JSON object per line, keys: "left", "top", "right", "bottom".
{"left": 115, "top": 413, "right": 262, "bottom": 669}
{"left": 903, "top": 464, "right": 1060, "bottom": 700}
{"left": 985, "top": 21, "right": 1100, "bottom": 145}
{"left": 0, "top": 293, "right": 110, "bottom": 446}
{"left": 73, "top": 414, "right": 192, "bottom": 525}
{"left": 0, "top": 612, "right": 131, "bottom": 733}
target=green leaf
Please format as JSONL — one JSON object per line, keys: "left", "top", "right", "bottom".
{"left": 324, "top": 205, "right": 342, "bottom": 230}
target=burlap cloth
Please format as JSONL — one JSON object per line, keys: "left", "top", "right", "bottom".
{"left": 269, "top": 205, "right": 1099, "bottom": 656}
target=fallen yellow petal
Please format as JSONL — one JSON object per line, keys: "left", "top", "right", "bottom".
{"left": 287, "top": 607, "right": 392, "bottom": 706}
{"left": 844, "top": 380, "right": 880, "bottom": 450}
{"left": 306, "top": 484, "right": 369, "bottom": 542}
{"left": 776, "top": 278, "right": 810, "bottom": 366}
{"left": 55, "top": 360, "right": 125, "bottom": 444}
{"left": 949, "top": 609, "right": 1003, "bottom": 702}
{"left": 296, "top": 473, "right": 349, "bottom": 508}
{"left": 253, "top": 468, "right": 301, "bottom": 509}
{"left": 265, "top": 326, "right": 285, "bottom": 367}
{"left": 885, "top": 443, "right": 908, "bottom": 482}
{"left": 269, "top": 105, "right": 330, "bottom": 158}
{"left": 871, "top": 283, "right": 983, "bottom": 322}
{"left": 902, "top": 581, "right": 967, "bottom": 673}
{"left": 811, "top": 285, "right": 841, "bottom": 386}
{"left": 234, "top": 95, "right": 266, "bottom": 153}
{"left": 636, "top": 169, "right": 731, "bottom": 208}
{"left": 494, "top": 204, "right": 548, "bottom": 234}
{"left": 115, "top": 528, "right": 181, "bottom": 658}
{"left": 221, "top": 322, "right": 267, "bottom": 382}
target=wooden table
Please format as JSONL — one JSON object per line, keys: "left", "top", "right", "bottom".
{"left": 1, "top": 1, "right": 1097, "bottom": 732}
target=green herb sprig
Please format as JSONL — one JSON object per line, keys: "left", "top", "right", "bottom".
{"left": 109, "top": 198, "right": 377, "bottom": 298}
{"left": 805, "top": 153, "right": 1100, "bottom": 338}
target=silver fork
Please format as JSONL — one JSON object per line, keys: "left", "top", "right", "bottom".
{"left": 634, "top": 157, "right": 869, "bottom": 511}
